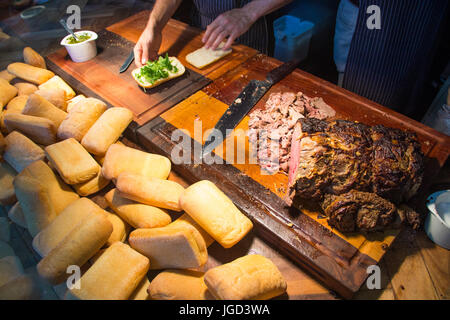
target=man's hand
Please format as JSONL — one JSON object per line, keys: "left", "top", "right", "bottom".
{"left": 134, "top": 27, "right": 162, "bottom": 67}
{"left": 202, "top": 8, "right": 256, "bottom": 51}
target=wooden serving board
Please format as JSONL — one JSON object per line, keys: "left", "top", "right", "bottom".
{"left": 46, "top": 12, "right": 258, "bottom": 127}
{"left": 136, "top": 54, "right": 450, "bottom": 298}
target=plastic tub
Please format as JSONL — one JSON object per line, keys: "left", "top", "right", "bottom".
{"left": 425, "top": 190, "right": 450, "bottom": 249}
{"left": 274, "top": 15, "right": 314, "bottom": 63}
{"left": 60, "top": 30, "right": 98, "bottom": 63}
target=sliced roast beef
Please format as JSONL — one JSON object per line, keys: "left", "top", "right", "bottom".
{"left": 248, "top": 92, "right": 335, "bottom": 174}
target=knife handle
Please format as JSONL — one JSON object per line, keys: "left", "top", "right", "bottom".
{"left": 266, "top": 58, "right": 302, "bottom": 84}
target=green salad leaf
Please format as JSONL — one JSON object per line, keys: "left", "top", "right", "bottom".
{"left": 136, "top": 53, "right": 179, "bottom": 85}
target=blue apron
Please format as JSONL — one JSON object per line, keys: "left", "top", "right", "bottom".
{"left": 343, "top": 0, "right": 449, "bottom": 118}
{"left": 191, "top": 0, "right": 271, "bottom": 54}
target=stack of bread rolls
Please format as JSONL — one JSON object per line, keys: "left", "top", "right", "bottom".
{"left": 0, "top": 47, "right": 287, "bottom": 301}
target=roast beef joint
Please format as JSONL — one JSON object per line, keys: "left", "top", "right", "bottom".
{"left": 286, "top": 118, "right": 424, "bottom": 232}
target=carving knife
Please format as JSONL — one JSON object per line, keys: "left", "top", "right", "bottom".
{"left": 119, "top": 51, "right": 134, "bottom": 73}
{"left": 202, "top": 58, "right": 302, "bottom": 157}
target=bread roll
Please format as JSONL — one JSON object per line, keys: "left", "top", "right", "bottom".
{"left": 66, "top": 94, "right": 85, "bottom": 113}
{"left": 37, "top": 213, "right": 113, "bottom": 284}
{"left": 94, "top": 141, "right": 123, "bottom": 165}
{"left": 0, "top": 161, "right": 17, "bottom": 205}
{"left": 179, "top": 180, "right": 253, "bottom": 248}
{"left": 0, "top": 70, "right": 15, "bottom": 82}
{"left": 167, "top": 213, "right": 214, "bottom": 247}
{"left": 81, "top": 107, "right": 133, "bottom": 155}
{"left": 38, "top": 75, "right": 75, "bottom": 100}
{"left": 204, "top": 254, "right": 287, "bottom": 300}
{"left": 14, "top": 82, "right": 37, "bottom": 95}
{"left": 45, "top": 138, "right": 100, "bottom": 184}
{"left": 19, "top": 160, "right": 79, "bottom": 214}
{"left": 23, "top": 47, "right": 46, "bottom": 69}
{"left": 32, "top": 198, "right": 107, "bottom": 257}
{"left": 132, "top": 57, "right": 185, "bottom": 89}
{"left": 0, "top": 256, "right": 24, "bottom": 287}
{"left": 13, "top": 175, "right": 56, "bottom": 237}
{"left": 7, "top": 62, "right": 54, "bottom": 85}
{"left": 102, "top": 143, "right": 171, "bottom": 180}
{"left": 0, "top": 131, "right": 4, "bottom": 153}
{"left": 22, "top": 94, "right": 67, "bottom": 128}
{"left": 129, "top": 276, "right": 151, "bottom": 300}
{"left": 0, "top": 274, "right": 40, "bottom": 300}
{"left": 104, "top": 188, "right": 172, "bottom": 229}
{"left": 0, "top": 217, "right": 10, "bottom": 243}
{"left": 72, "top": 170, "right": 110, "bottom": 196}
{"left": 0, "top": 241, "right": 15, "bottom": 259}
{"left": 0, "top": 115, "right": 6, "bottom": 137}
{"left": 129, "top": 226, "right": 207, "bottom": 270}
{"left": 0, "top": 78, "right": 18, "bottom": 109}
{"left": 3, "top": 131, "right": 45, "bottom": 172}
{"left": 35, "top": 88, "right": 67, "bottom": 111}
{"left": 4, "top": 113, "right": 56, "bottom": 145}
{"left": 1, "top": 96, "right": 28, "bottom": 134}
{"left": 7, "top": 202, "right": 27, "bottom": 228}
{"left": 68, "top": 242, "right": 149, "bottom": 300}
{"left": 117, "top": 173, "right": 184, "bottom": 211}
{"left": 149, "top": 269, "right": 210, "bottom": 300}
{"left": 5, "top": 95, "right": 28, "bottom": 113}
{"left": 105, "top": 213, "right": 129, "bottom": 247}
{"left": 57, "top": 97, "right": 106, "bottom": 141}
{"left": 186, "top": 43, "right": 232, "bottom": 69}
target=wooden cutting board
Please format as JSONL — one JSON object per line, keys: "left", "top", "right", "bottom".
{"left": 46, "top": 12, "right": 258, "bottom": 127}
{"left": 136, "top": 54, "right": 450, "bottom": 298}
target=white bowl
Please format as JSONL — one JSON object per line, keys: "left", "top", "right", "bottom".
{"left": 60, "top": 30, "right": 98, "bottom": 63}
{"left": 425, "top": 190, "right": 450, "bottom": 250}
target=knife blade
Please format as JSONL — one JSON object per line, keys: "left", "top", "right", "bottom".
{"left": 202, "top": 58, "right": 302, "bottom": 157}
{"left": 119, "top": 51, "right": 134, "bottom": 73}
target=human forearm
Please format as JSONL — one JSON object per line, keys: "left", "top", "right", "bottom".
{"left": 146, "top": 0, "right": 183, "bottom": 33}
{"left": 134, "top": 0, "right": 182, "bottom": 66}
{"left": 242, "top": 0, "right": 293, "bottom": 24}
{"left": 203, "top": 0, "right": 292, "bottom": 50}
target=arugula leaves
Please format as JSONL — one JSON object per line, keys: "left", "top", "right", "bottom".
{"left": 136, "top": 53, "right": 179, "bottom": 85}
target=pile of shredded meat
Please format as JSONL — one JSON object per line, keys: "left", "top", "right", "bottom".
{"left": 248, "top": 91, "right": 336, "bottom": 173}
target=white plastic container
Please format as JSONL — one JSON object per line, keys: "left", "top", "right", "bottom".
{"left": 274, "top": 15, "right": 314, "bottom": 63}
{"left": 60, "top": 30, "right": 98, "bottom": 63}
{"left": 425, "top": 190, "right": 450, "bottom": 250}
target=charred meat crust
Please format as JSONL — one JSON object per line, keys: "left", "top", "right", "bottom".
{"left": 289, "top": 118, "right": 424, "bottom": 232}
{"left": 291, "top": 118, "right": 424, "bottom": 204}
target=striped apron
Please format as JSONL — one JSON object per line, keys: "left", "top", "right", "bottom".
{"left": 343, "top": 0, "right": 449, "bottom": 118}
{"left": 191, "top": 0, "right": 272, "bottom": 54}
